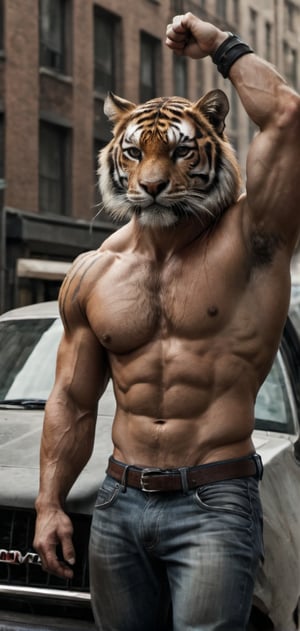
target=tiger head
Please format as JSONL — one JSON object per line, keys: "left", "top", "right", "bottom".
{"left": 98, "top": 90, "right": 242, "bottom": 229}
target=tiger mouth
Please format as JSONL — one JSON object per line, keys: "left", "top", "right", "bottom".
{"left": 134, "top": 203, "right": 183, "bottom": 215}
{"left": 133, "top": 204, "right": 182, "bottom": 228}
{"left": 135, "top": 204, "right": 171, "bottom": 213}
{"left": 134, "top": 203, "right": 193, "bottom": 223}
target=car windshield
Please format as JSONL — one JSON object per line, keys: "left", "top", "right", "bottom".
{"left": 0, "top": 318, "right": 63, "bottom": 402}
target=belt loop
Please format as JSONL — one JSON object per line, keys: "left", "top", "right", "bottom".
{"left": 178, "top": 467, "right": 189, "bottom": 494}
{"left": 121, "top": 465, "right": 130, "bottom": 493}
{"left": 253, "top": 454, "right": 263, "bottom": 480}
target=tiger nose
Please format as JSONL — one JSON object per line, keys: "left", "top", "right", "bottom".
{"left": 139, "top": 179, "right": 169, "bottom": 197}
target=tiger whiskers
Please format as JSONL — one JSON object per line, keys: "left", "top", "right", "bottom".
{"left": 91, "top": 201, "right": 106, "bottom": 222}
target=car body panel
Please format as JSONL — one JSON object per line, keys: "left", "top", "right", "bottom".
{"left": 0, "top": 610, "right": 96, "bottom": 631}
{"left": 253, "top": 443, "right": 300, "bottom": 630}
{"left": 0, "top": 397, "right": 114, "bottom": 512}
{"left": 0, "top": 301, "right": 60, "bottom": 320}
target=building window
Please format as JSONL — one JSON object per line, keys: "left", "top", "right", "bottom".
{"left": 0, "top": 0, "right": 3, "bottom": 51}
{"left": 285, "top": 2, "right": 297, "bottom": 33}
{"left": 249, "top": 9, "right": 257, "bottom": 49}
{"left": 140, "top": 33, "right": 160, "bottom": 102}
{"left": 0, "top": 115, "right": 4, "bottom": 181}
{"left": 227, "top": 85, "right": 238, "bottom": 154}
{"left": 39, "top": 0, "right": 66, "bottom": 73}
{"left": 216, "top": 0, "right": 227, "bottom": 20}
{"left": 39, "top": 122, "right": 69, "bottom": 215}
{"left": 265, "top": 22, "right": 272, "bottom": 62}
{"left": 196, "top": 62, "right": 205, "bottom": 97}
{"left": 170, "top": 0, "right": 184, "bottom": 12}
{"left": 94, "top": 9, "right": 119, "bottom": 94}
{"left": 173, "top": 56, "right": 188, "bottom": 97}
{"left": 283, "top": 42, "right": 298, "bottom": 89}
{"left": 232, "top": 0, "right": 239, "bottom": 26}
{"left": 93, "top": 139, "right": 110, "bottom": 222}
{"left": 94, "top": 139, "right": 103, "bottom": 210}
{"left": 229, "top": 84, "right": 238, "bottom": 131}
{"left": 0, "top": 114, "right": 4, "bottom": 175}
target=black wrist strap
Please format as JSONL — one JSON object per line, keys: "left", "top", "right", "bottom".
{"left": 212, "top": 34, "right": 254, "bottom": 78}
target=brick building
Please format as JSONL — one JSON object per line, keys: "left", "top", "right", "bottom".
{"left": 0, "top": 0, "right": 299, "bottom": 310}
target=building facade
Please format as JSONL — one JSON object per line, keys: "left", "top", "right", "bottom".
{"left": 0, "top": 0, "right": 299, "bottom": 310}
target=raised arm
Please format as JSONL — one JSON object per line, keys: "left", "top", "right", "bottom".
{"left": 229, "top": 48, "right": 300, "bottom": 251}
{"left": 166, "top": 13, "right": 300, "bottom": 252}
{"left": 34, "top": 278, "right": 109, "bottom": 579}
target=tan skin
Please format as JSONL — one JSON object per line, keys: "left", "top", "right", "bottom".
{"left": 34, "top": 13, "right": 300, "bottom": 579}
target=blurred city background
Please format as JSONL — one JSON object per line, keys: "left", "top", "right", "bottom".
{"left": 0, "top": 0, "right": 299, "bottom": 312}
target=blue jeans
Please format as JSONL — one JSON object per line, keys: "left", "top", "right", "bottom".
{"left": 89, "top": 465, "right": 264, "bottom": 631}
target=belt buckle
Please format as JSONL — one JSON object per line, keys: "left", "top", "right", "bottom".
{"left": 140, "top": 468, "right": 162, "bottom": 492}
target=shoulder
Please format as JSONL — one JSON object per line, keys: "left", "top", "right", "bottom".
{"left": 58, "top": 224, "right": 132, "bottom": 330}
{"left": 58, "top": 251, "right": 101, "bottom": 333}
{"left": 64, "top": 224, "right": 130, "bottom": 289}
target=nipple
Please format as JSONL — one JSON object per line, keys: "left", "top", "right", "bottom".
{"left": 207, "top": 305, "right": 218, "bottom": 317}
{"left": 102, "top": 333, "right": 112, "bottom": 344}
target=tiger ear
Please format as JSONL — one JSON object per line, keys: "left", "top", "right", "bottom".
{"left": 104, "top": 92, "right": 136, "bottom": 122}
{"left": 195, "top": 89, "right": 229, "bottom": 135}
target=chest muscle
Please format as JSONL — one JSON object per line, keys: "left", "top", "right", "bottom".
{"left": 86, "top": 251, "right": 246, "bottom": 354}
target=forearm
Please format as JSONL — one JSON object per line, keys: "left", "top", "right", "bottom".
{"left": 208, "top": 28, "right": 299, "bottom": 132}
{"left": 228, "top": 53, "right": 298, "bottom": 131}
{"left": 207, "top": 28, "right": 296, "bottom": 131}
{"left": 36, "top": 396, "right": 97, "bottom": 511}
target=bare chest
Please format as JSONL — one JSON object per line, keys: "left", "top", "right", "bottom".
{"left": 86, "top": 253, "right": 244, "bottom": 354}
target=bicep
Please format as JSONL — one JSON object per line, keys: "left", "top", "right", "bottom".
{"left": 54, "top": 251, "right": 111, "bottom": 411}
{"left": 53, "top": 325, "right": 109, "bottom": 412}
{"left": 245, "top": 123, "right": 300, "bottom": 250}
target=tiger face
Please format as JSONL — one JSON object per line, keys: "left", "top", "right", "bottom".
{"left": 98, "top": 90, "right": 242, "bottom": 229}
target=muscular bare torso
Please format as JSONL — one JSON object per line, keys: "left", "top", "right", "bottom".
{"left": 63, "top": 201, "right": 291, "bottom": 469}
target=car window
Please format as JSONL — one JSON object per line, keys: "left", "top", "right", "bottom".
{"left": 0, "top": 318, "right": 63, "bottom": 401}
{"left": 291, "top": 283, "right": 300, "bottom": 303}
{"left": 255, "top": 352, "right": 296, "bottom": 434}
{"left": 289, "top": 301, "right": 300, "bottom": 335}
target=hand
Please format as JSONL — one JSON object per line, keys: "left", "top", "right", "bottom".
{"left": 33, "top": 508, "right": 75, "bottom": 579}
{"left": 165, "top": 12, "right": 228, "bottom": 60}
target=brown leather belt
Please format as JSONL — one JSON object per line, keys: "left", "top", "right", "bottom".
{"left": 106, "top": 454, "right": 262, "bottom": 493}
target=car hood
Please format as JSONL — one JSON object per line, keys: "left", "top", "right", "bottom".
{"left": 0, "top": 385, "right": 115, "bottom": 514}
{"left": 253, "top": 431, "right": 295, "bottom": 461}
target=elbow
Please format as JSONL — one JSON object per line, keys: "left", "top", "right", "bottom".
{"left": 277, "top": 86, "right": 300, "bottom": 130}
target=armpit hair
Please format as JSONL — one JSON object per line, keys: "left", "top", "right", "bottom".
{"left": 250, "top": 229, "right": 282, "bottom": 267}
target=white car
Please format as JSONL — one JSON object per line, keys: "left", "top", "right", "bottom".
{"left": 0, "top": 301, "right": 299, "bottom": 631}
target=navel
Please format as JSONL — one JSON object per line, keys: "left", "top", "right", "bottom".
{"left": 207, "top": 305, "right": 219, "bottom": 317}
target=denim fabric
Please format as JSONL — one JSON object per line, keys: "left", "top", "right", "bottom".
{"left": 89, "top": 471, "right": 264, "bottom": 631}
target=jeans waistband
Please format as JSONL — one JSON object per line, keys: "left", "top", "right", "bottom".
{"left": 106, "top": 454, "right": 263, "bottom": 493}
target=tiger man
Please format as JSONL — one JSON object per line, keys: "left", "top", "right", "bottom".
{"left": 34, "top": 12, "right": 300, "bottom": 631}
